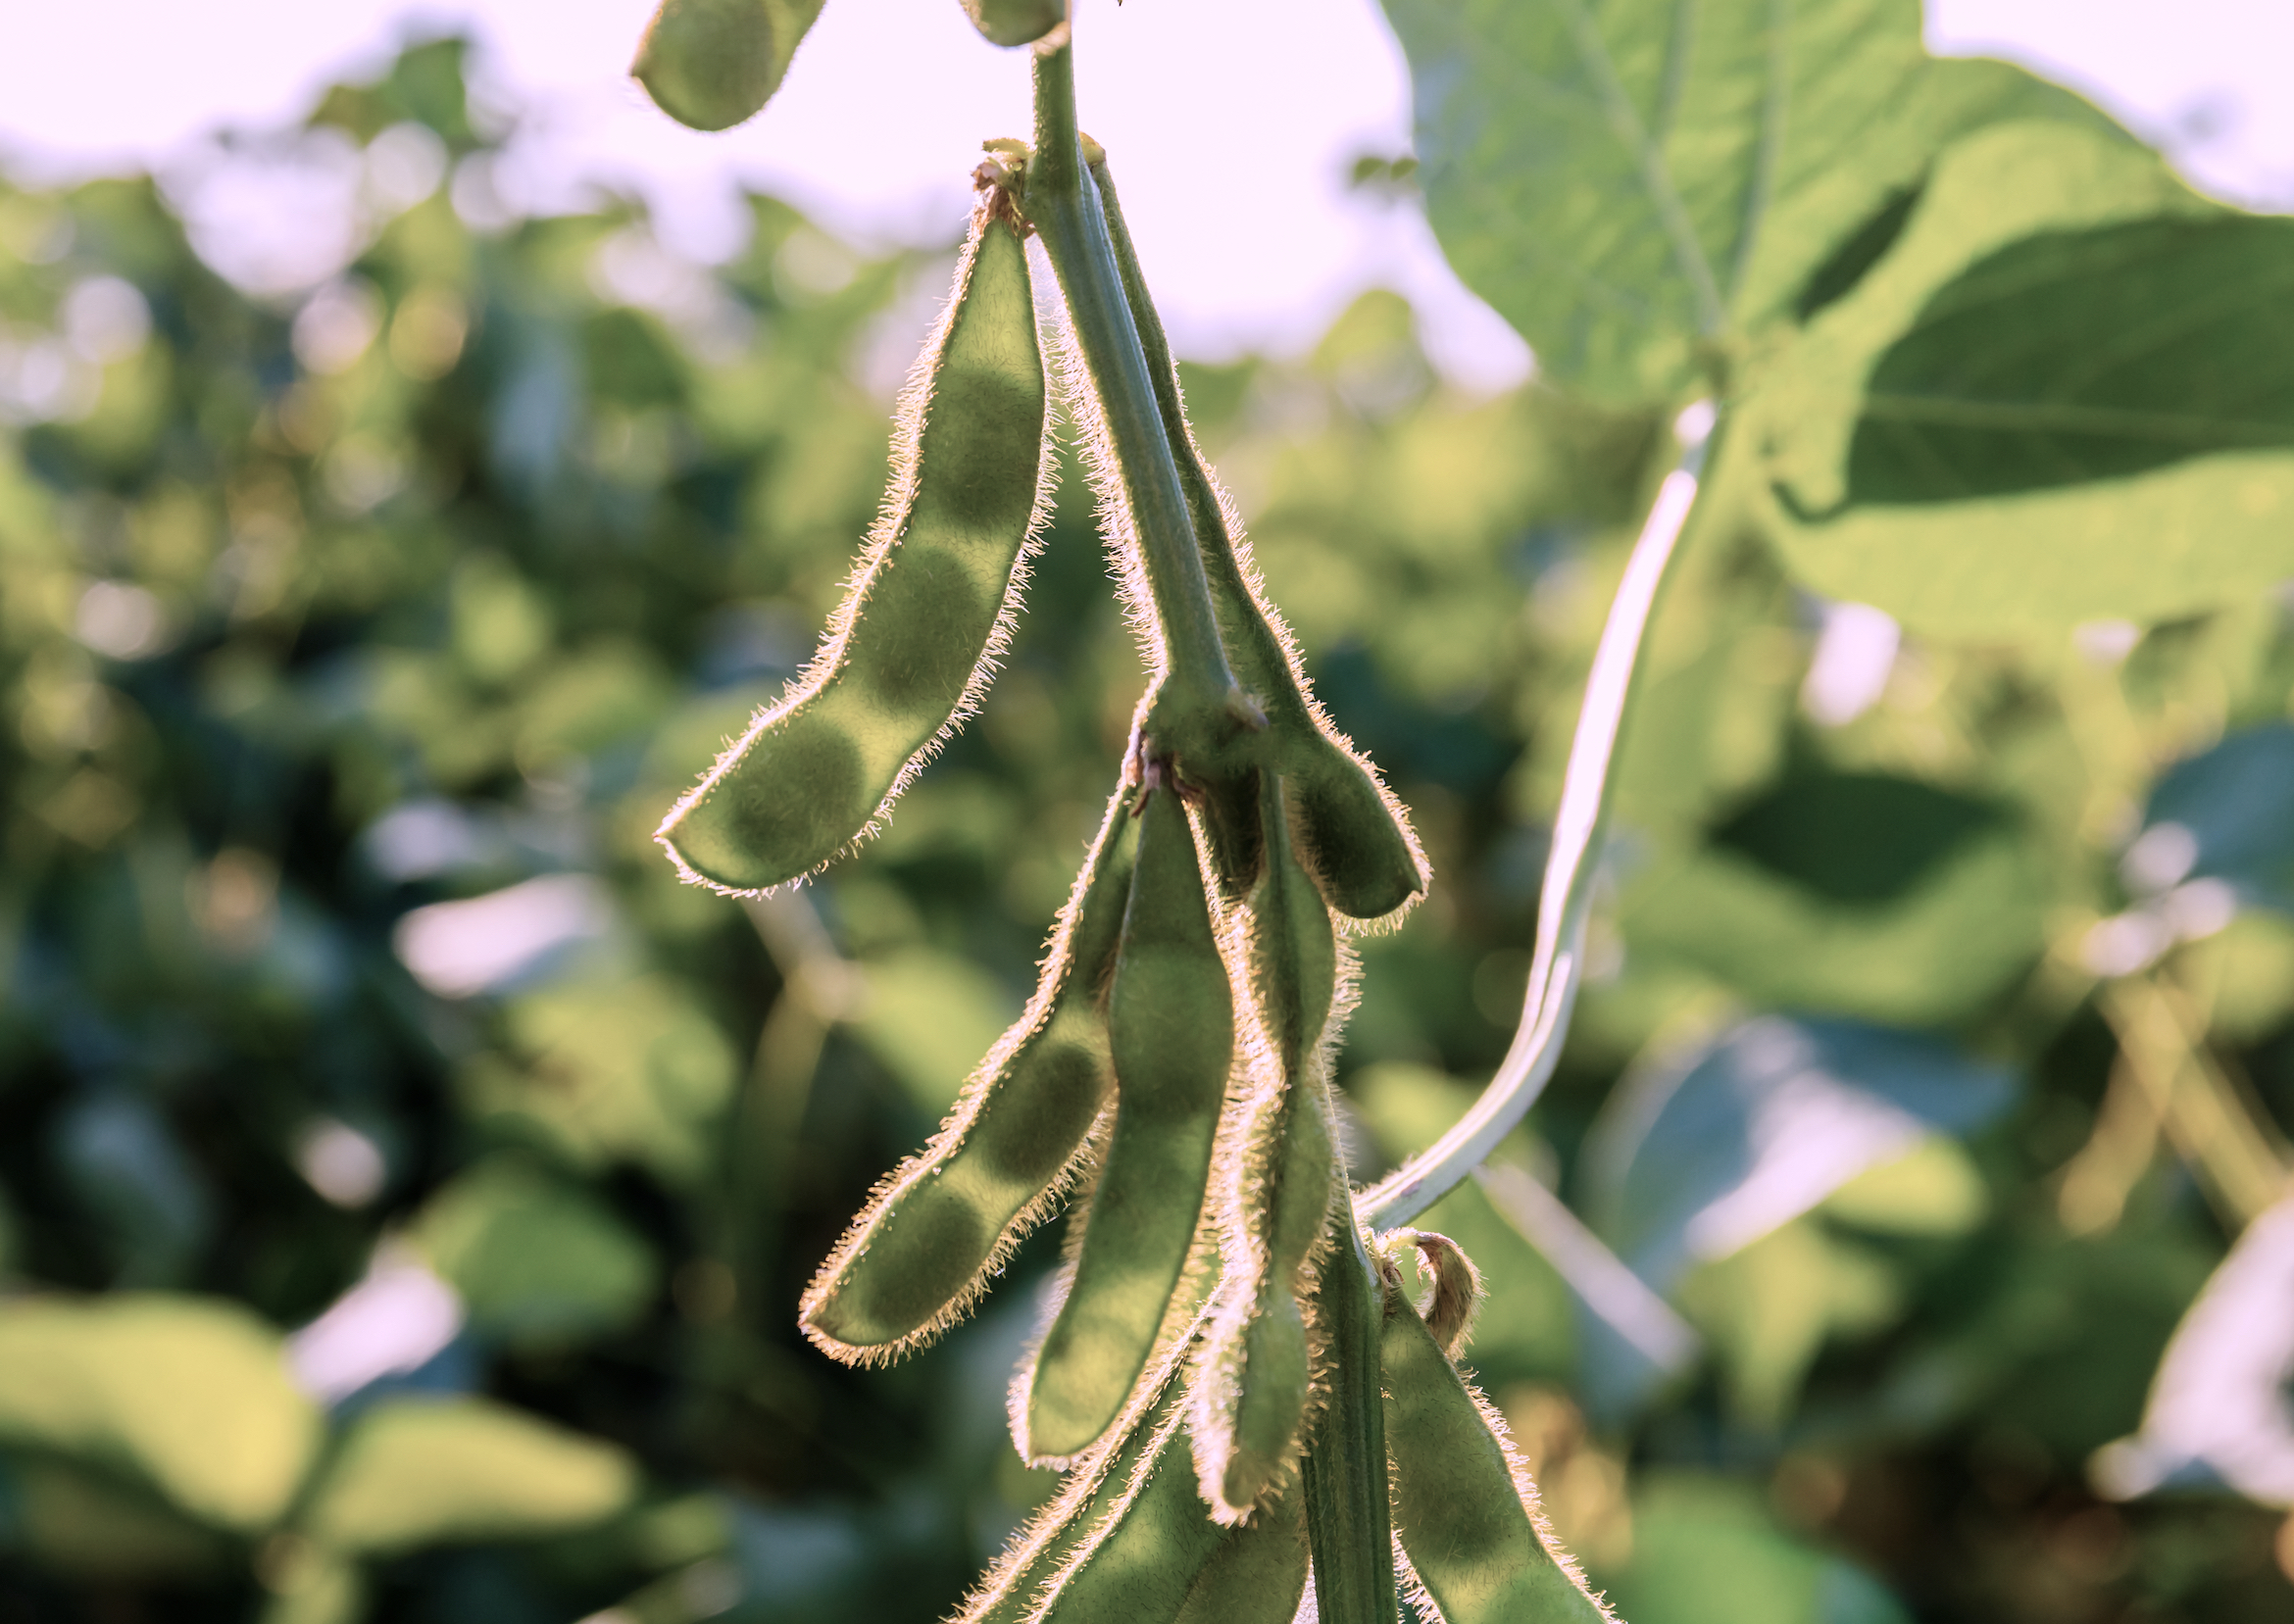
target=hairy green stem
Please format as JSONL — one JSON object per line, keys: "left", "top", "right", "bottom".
{"left": 1027, "top": 43, "right": 1243, "bottom": 752}
{"left": 1088, "top": 159, "right": 1268, "bottom": 655}
{"left": 1301, "top": 1215, "right": 1397, "bottom": 1624}
{"left": 1360, "top": 405, "right": 1720, "bottom": 1229}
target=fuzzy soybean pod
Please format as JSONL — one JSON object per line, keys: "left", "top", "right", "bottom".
{"left": 1190, "top": 776, "right": 1341, "bottom": 1521}
{"left": 1090, "top": 159, "right": 1428, "bottom": 924}
{"left": 799, "top": 790, "right": 1138, "bottom": 1363}
{"left": 632, "top": 0, "right": 825, "bottom": 130}
{"left": 1380, "top": 1268, "right": 1618, "bottom": 1624}
{"left": 657, "top": 197, "right": 1052, "bottom": 893}
{"left": 1018, "top": 778, "right": 1233, "bottom": 1463}
{"left": 963, "top": 0, "right": 1067, "bottom": 48}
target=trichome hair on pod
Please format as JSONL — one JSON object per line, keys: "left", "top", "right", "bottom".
{"left": 1034, "top": 264, "right": 1172, "bottom": 699}
{"left": 657, "top": 183, "right": 1058, "bottom": 895}
{"left": 1188, "top": 776, "right": 1354, "bottom": 1522}
{"left": 1086, "top": 155, "right": 1430, "bottom": 928}
{"left": 963, "top": 0, "right": 1069, "bottom": 50}
{"left": 1012, "top": 775, "right": 1235, "bottom": 1465}
{"left": 632, "top": 0, "right": 826, "bottom": 131}
{"left": 797, "top": 786, "right": 1138, "bottom": 1365}
{"left": 1378, "top": 1250, "right": 1618, "bottom": 1624}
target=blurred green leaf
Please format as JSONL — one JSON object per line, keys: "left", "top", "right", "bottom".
{"left": 1622, "top": 771, "right": 2048, "bottom": 1024}
{"left": 304, "top": 1395, "right": 638, "bottom": 1555}
{"left": 851, "top": 947, "right": 1021, "bottom": 1117}
{"left": 460, "top": 973, "right": 739, "bottom": 1184}
{"left": 413, "top": 1157, "right": 657, "bottom": 1349}
{"left": 1602, "top": 1475, "right": 1912, "bottom": 1624}
{"left": 0, "top": 1297, "right": 320, "bottom": 1532}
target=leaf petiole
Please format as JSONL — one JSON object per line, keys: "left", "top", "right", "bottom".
{"left": 1360, "top": 403, "right": 1719, "bottom": 1230}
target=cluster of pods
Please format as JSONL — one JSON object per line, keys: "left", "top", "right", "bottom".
{"left": 655, "top": 142, "right": 1613, "bottom": 1624}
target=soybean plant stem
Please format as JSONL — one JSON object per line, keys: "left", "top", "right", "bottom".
{"left": 1027, "top": 41, "right": 1242, "bottom": 748}
{"left": 1301, "top": 1220, "right": 1398, "bottom": 1624}
{"left": 1360, "top": 405, "right": 1720, "bottom": 1230}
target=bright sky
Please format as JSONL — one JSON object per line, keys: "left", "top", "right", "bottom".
{"left": 4, "top": 0, "right": 2289, "bottom": 389}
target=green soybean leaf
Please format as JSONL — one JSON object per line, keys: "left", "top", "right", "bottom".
{"left": 632, "top": 0, "right": 826, "bottom": 131}
{"left": 1092, "top": 160, "right": 1428, "bottom": 923}
{"left": 1621, "top": 766, "right": 2047, "bottom": 1025}
{"left": 1190, "top": 776, "right": 1342, "bottom": 1521}
{"left": 1381, "top": 1278, "right": 1617, "bottom": 1624}
{"left": 802, "top": 789, "right": 1138, "bottom": 1363}
{"left": 658, "top": 199, "right": 1052, "bottom": 892}
{"left": 412, "top": 1158, "right": 657, "bottom": 1350}
{"left": 1756, "top": 121, "right": 2294, "bottom": 639}
{"left": 964, "top": 0, "right": 1066, "bottom": 49}
{"left": 1381, "top": 0, "right": 2121, "bottom": 404}
{"left": 0, "top": 1296, "right": 320, "bottom": 1535}
{"left": 1578, "top": 1014, "right": 2013, "bottom": 1294}
{"left": 304, "top": 1396, "right": 637, "bottom": 1555}
{"left": 1018, "top": 780, "right": 1232, "bottom": 1463}
{"left": 2141, "top": 724, "right": 2294, "bottom": 915}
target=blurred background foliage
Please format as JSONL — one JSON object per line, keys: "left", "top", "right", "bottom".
{"left": 2, "top": 35, "right": 2292, "bottom": 1624}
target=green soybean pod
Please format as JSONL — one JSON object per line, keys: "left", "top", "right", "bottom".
{"left": 632, "top": 0, "right": 826, "bottom": 131}
{"left": 1191, "top": 775, "right": 1342, "bottom": 1520}
{"left": 800, "top": 788, "right": 1138, "bottom": 1364}
{"left": 1021, "top": 1382, "right": 1309, "bottom": 1624}
{"left": 1091, "top": 159, "right": 1428, "bottom": 924}
{"left": 958, "top": 1373, "right": 1180, "bottom": 1624}
{"left": 658, "top": 194, "right": 1053, "bottom": 893}
{"left": 1017, "top": 779, "right": 1233, "bottom": 1463}
{"left": 1381, "top": 1278, "right": 1618, "bottom": 1624}
{"left": 963, "top": 0, "right": 1067, "bottom": 48}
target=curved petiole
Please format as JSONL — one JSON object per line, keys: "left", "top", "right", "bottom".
{"left": 1360, "top": 402, "right": 1718, "bottom": 1230}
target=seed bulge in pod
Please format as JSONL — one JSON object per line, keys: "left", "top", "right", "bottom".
{"left": 799, "top": 787, "right": 1137, "bottom": 1363}
{"left": 1381, "top": 1266, "right": 1618, "bottom": 1624}
{"left": 632, "top": 0, "right": 824, "bottom": 130}
{"left": 658, "top": 193, "right": 1051, "bottom": 892}
{"left": 1019, "top": 779, "right": 1232, "bottom": 1463}
{"left": 963, "top": 0, "right": 1067, "bottom": 48}
{"left": 1190, "top": 775, "right": 1340, "bottom": 1520}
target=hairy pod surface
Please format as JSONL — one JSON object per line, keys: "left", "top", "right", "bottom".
{"left": 658, "top": 201, "right": 1052, "bottom": 892}
{"left": 962, "top": 1375, "right": 1179, "bottom": 1624}
{"left": 631, "top": 0, "right": 824, "bottom": 130}
{"left": 798, "top": 790, "right": 1138, "bottom": 1363}
{"left": 1089, "top": 160, "right": 1428, "bottom": 924}
{"left": 1019, "top": 780, "right": 1232, "bottom": 1462}
{"left": 1381, "top": 1280, "right": 1617, "bottom": 1624}
{"left": 963, "top": 0, "right": 1067, "bottom": 48}
{"left": 1191, "top": 777, "right": 1341, "bottom": 1520}
{"left": 979, "top": 1375, "right": 1309, "bottom": 1624}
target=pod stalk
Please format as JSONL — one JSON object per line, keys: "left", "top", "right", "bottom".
{"left": 1027, "top": 41, "right": 1248, "bottom": 767}
{"left": 1299, "top": 1216, "right": 1397, "bottom": 1624}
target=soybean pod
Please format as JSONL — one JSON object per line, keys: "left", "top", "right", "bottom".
{"left": 963, "top": 0, "right": 1067, "bottom": 48}
{"left": 1017, "top": 775, "right": 1232, "bottom": 1463}
{"left": 658, "top": 187, "right": 1053, "bottom": 893}
{"left": 1380, "top": 1253, "right": 1617, "bottom": 1624}
{"left": 800, "top": 787, "right": 1138, "bottom": 1363}
{"left": 959, "top": 1370, "right": 1179, "bottom": 1624}
{"left": 1190, "top": 774, "right": 1342, "bottom": 1521}
{"left": 1003, "top": 1376, "right": 1310, "bottom": 1624}
{"left": 632, "top": 0, "right": 826, "bottom": 131}
{"left": 1091, "top": 157, "right": 1428, "bottom": 924}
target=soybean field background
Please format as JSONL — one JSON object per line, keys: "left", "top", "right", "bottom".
{"left": 2, "top": 33, "right": 2293, "bottom": 1624}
